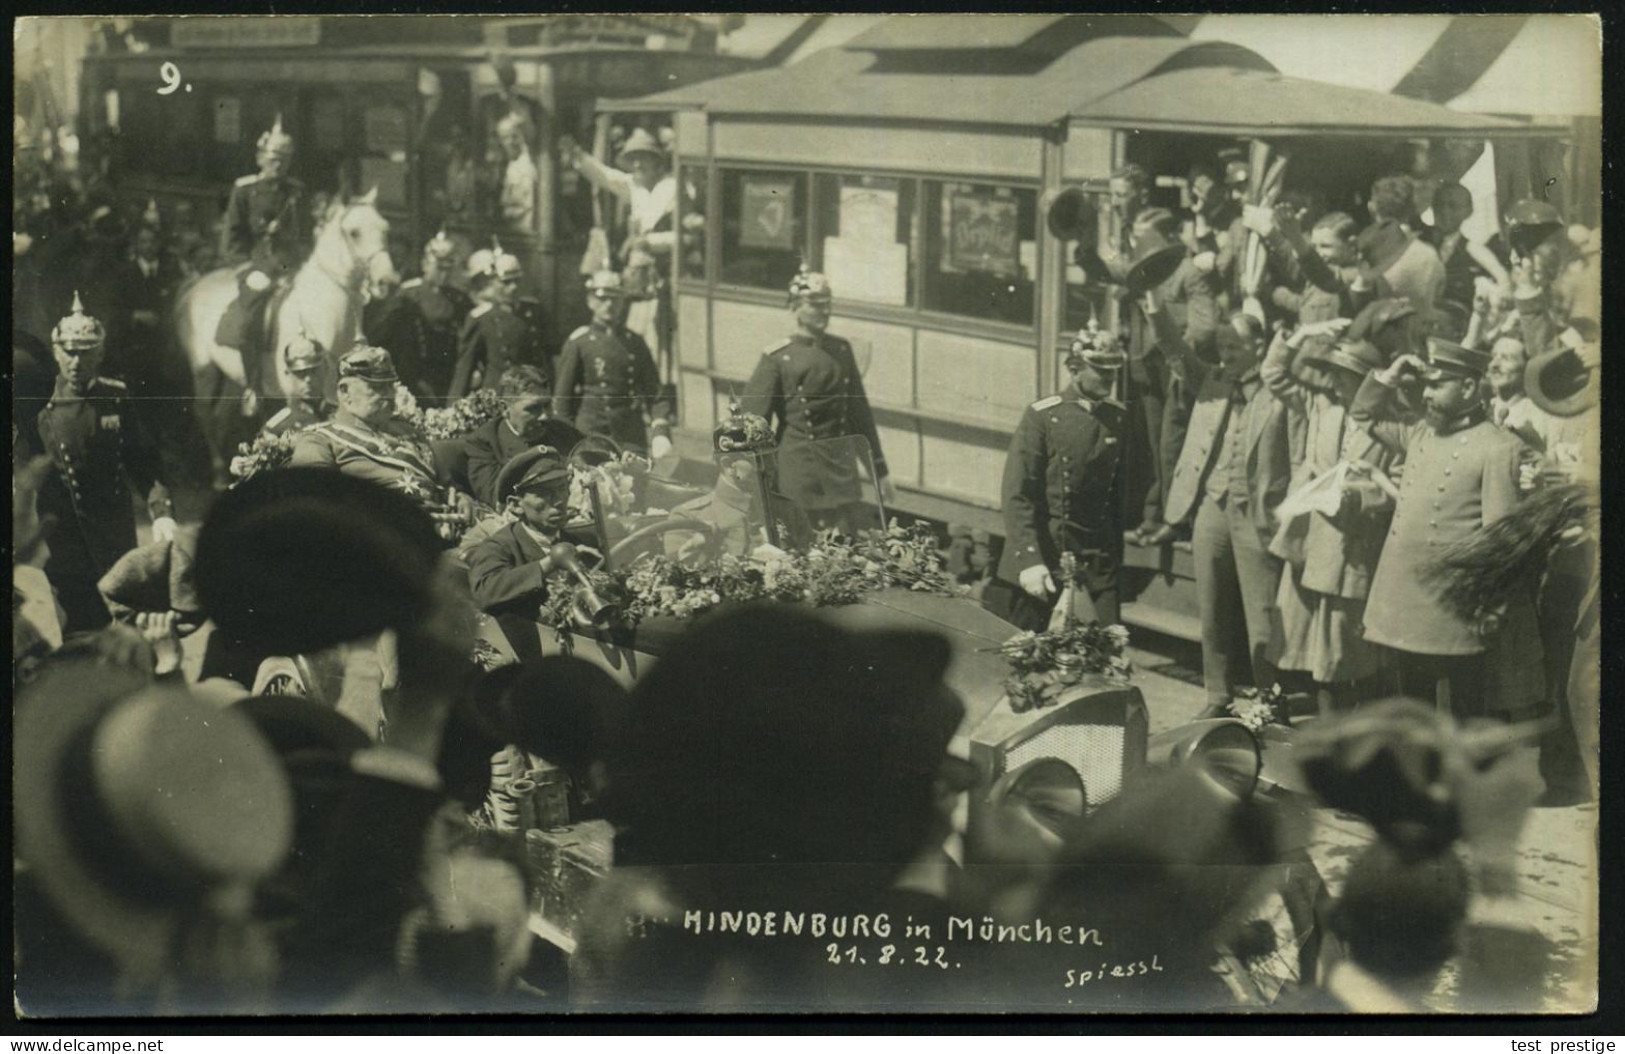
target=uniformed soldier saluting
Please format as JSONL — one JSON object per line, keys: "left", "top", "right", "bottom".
{"left": 369, "top": 229, "right": 472, "bottom": 401}
{"left": 741, "top": 267, "right": 894, "bottom": 535}
{"left": 214, "top": 115, "right": 312, "bottom": 380}
{"left": 553, "top": 271, "right": 674, "bottom": 457}
{"left": 259, "top": 331, "right": 334, "bottom": 439}
{"left": 34, "top": 293, "right": 177, "bottom": 632}
{"left": 449, "top": 242, "right": 549, "bottom": 398}
{"left": 984, "top": 322, "right": 1129, "bottom": 631}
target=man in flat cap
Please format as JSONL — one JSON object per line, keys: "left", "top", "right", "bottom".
{"left": 369, "top": 230, "right": 472, "bottom": 401}
{"left": 291, "top": 346, "right": 469, "bottom": 524}
{"left": 553, "top": 271, "right": 674, "bottom": 458}
{"left": 464, "top": 447, "right": 591, "bottom": 619}
{"left": 32, "top": 293, "right": 177, "bottom": 632}
{"left": 742, "top": 267, "right": 893, "bottom": 536}
{"left": 984, "top": 322, "right": 1129, "bottom": 631}
{"left": 664, "top": 402, "right": 810, "bottom": 565}
{"left": 450, "top": 244, "right": 549, "bottom": 398}
{"left": 260, "top": 332, "right": 334, "bottom": 439}
{"left": 1351, "top": 338, "right": 1541, "bottom": 718}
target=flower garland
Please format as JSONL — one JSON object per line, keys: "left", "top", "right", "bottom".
{"left": 569, "top": 458, "right": 642, "bottom": 522}
{"left": 534, "top": 521, "right": 966, "bottom": 632}
{"left": 994, "top": 622, "right": 1133, "bottom": 714}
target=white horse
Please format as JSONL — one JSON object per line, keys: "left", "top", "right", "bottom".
{"left": 176, "top": 189, "right": 397, "bottom": 402}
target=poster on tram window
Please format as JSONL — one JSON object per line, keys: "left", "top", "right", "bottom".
{"left": 739, "top": 175, "right": 797, "bottom": 251}
{"left": 946, "top": 189, "right": 1019, "bottom": 277}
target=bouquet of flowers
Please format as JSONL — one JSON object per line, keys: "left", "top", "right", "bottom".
{"left": 994, "top": 621, "right": 1133, "bottom": 714}
{"left": 228, "top": 428, "right": 300, "bottom": 481}
{"left": 569, "top": 457, "right": 642, "bottom": 522}
{"left": 401, "top": 387, "right": 507, "bottom": 440}
{"left": 1227, "top": 683, "right": 1290, "bottom": 733}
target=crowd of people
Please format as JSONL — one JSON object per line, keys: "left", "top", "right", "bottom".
{"left": 991, "top": 159, "right": 1600, "bottom": 807}
{"left": 9, "top": 114, "right": 1599, "bottom": 1016}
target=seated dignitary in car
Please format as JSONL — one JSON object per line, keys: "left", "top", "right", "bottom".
{"left": 664, "top": 402, "right": 812, "bottom": 565}
{"left": 463, "top": 365, "right": 585, "bottom": 508}
{"left": 289, "top": 345, "right": 473, "bottom": 531}
{"left": 464, "top": 447, "right": 597, "bottom": 617}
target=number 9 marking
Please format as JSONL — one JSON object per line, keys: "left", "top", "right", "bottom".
{"left": 157, "top": 62, "right": 182, "bottom": 95}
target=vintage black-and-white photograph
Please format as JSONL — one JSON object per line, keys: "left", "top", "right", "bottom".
{"left": 11, "top": 12, "right": 1602, "bottom": 1019}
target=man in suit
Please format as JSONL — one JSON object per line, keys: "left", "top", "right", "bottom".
{"left": 449, "top": 246, "right": 548, "bottom": 398}
{"left": 1148, "top": 292, "right": 1292, "bottom": 718}
{"left": 32, "top": 294, "right": 177, "bottom": 632}
{"left": 553, "top": 271, "right": 674, "bottom": 456}
{"left": 1421, "top": 183, "right": 1508, "bottom": 312}
{"left": 1351, "top": 339, "right": 1541, "bottom": 719}
{"left": 464, "top": 447, "right": 584, "bottom": 618}
{"left": 463, "top": 365, "right": 584, "bottom": 508}
{"left": 214, "top": 116, "right": 312, "bottom": 382}
{"left": 742, "top": 268, "right": 894, "bottom": 536}
{"left": 1077, "top": 203, "right": 1218, "bottom": 541}
{"left": 367, "top": 230, "right": 471, "bottom": 401}
{"left": 984, "top": 322, "right": 1129, "bottom": 631}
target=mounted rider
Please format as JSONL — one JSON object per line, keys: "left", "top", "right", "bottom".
{"left": 214, "top": 114, "right": 314, "bottom": 391}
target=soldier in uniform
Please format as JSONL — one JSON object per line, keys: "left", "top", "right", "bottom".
{"left": 665, "top": 402, "right": 813, "bottom": 565}
{"left": 984, "top": 323, "right": 1129, "bottom": 631}
{"left": 33, "top": 294, "right": 177, "bottom": 632}
{"left": 260, "top": 332, "right": 334, "bottom": 439}
{"left": 214, "top": 116, "right": 312, "bottom": 387}
{"left": 464, "top": 365, "right": 585, "bottom": 508}
{"left": 741, "top": 268, "right": 894, "bottom": 536}
{"left": 290, "top": 345, "right": 473, "bottom": 531}
{"left": 553, "top": 271, "right": 674, "bottom": 457}
{"left": 368, "top": 230, "right": 471, "bottom": 401}
{"left": 1351, "top": 339, "right": 1543, "bottom": 719}
{"left": 449, "top": 244, "right": 549, "bottom": 398}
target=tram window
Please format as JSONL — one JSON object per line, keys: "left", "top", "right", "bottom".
{"left": 679, "top": 166, "right": 708, "bottom": 282}
{"left": 718, "top": 167, "right": 807, "bottom": 293}
{"left": 922, "top": 180, "right": 1037, "bottom": 327}
{"left": 812, "top": 173, "right": 917, "bottom": 308}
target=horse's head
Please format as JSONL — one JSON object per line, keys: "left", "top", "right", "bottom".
{"left": 324, "top": 188, "right": 398, "bottom": 294}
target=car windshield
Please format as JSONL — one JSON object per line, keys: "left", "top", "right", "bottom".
{"left": 568, "top": 435, "right": 888, "bottom": 569}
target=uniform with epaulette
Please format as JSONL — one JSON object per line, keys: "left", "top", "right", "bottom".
{"left": 368, "top": 231, "right": 473, "bottom": 399}
{"left": 449, "top": 246, "right": 549, "bottom": 398}
{"left": 214, "top": 116, "right": 312, "bottom": 372}
{"left": 34, "top": 295, "right": 176, "bottom": 631}
{"left": 664, "top": 403, "right": 813, "bottom": 564}
{"left": 288, "top": 346, "right": 447, "bottom": 502}
{"left": 741, "top": 269, "right": 890, "bottom": 534}
{"left": 986, "top": 324, "right": 1129, "bottom": 631}
{"left": 260, "top": 332, "right": 335, "bottom": 439}
{"left": 553, "top": 271, "right": 673, "bottom": 452}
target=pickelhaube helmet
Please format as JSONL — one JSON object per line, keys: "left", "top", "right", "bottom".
{"left": 787, "top": 264, "right": 833, "bottom": 306}
{"left": 585, "top": 270, "right": 626, "bottom": 298}
{"left": 257, "top": 113, "right": 295, "bottom": 157}
{"left": 712, "top": 400, "right": 775, "bottom": 455}
{"left": 51, "top": 292, "right": 106, "bottom": 351}
{"left": 492, "top": 236, "right": 523, "bottom": 280}
{"left": 1064, "top": 319, "right": 1126, "bottom": 371}
{"left": 423, "top": 229, "right": 456, "bottom": 260}
{"left": 281, "top": 330, "right": 325, "bottom": 373}
{"left": 465, "top": 248, "right": 496, "bottom": 281}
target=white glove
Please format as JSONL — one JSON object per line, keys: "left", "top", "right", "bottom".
{"left": 151, "top": 516, "right": 178, "bottom": 544}
{"left": 1019, "top": 564, "right": 1057, "bottom": 600}
{"left": 241, "top": 387, "right": 259, "bottom": 417}
{"left": 650, "top": 434, "right": 674, "bottom": 460}
{"left": 877, "top": 476, "right": 897, "bottom": 505}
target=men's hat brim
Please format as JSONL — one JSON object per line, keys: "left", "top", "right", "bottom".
{"left": 195, "top": 469, "right": 444, "bottom": 656}
{"left": 1525, "top": 346, "right": 1598, "bottom": 418}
